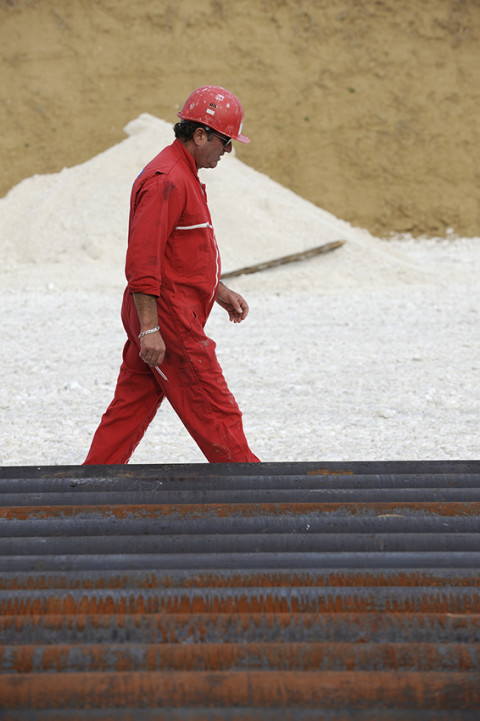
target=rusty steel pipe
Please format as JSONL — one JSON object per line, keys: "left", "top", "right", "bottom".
{"left": 1, "top": 473, "right": 480, "bottom": 493}
{"left": 2, "top": 709, "right": 480, "bottom": 721}
{"left": 2, "top": 551, "right": 480, "bottom": 573}
{"left": 1, "top": 459, "right": 479, "bottom": 480}
{"left": 2, "top": 670, "right": 480, "bottom": 709}
{"left": 1, "top": 514, "right": 479, "bottom": 538}
{"left": 1, "top": 586, "right": 479, "bottom": 616}
{"left": 2, "top": 710, "right": 480, "bottom": 721}
{"left": 0, "top": 461, "right": 479, "bottom": 716}
{"left": 2, "top": 501, "right": 480, "bottom": 523}
{"left": 2, "top": 488, "right": 480, "bottom": 507}
{"left": 1, "top": 568, "right": 479, "bottom": 592}
{"left": 2, "top": 641, "right": 479, "bottom": 674}
{"left": 2, "top": 612, "right": 479, "bottom": 645}
{"left": 2, "top": 532, "right": 480, "bottom": 557}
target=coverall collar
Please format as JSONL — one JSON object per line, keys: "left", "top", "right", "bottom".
{"left": 173, "top": 138, "right": 201, "bottom": 179}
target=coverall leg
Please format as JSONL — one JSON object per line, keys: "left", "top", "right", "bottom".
{"left": 84, "top": 307, "right": 259, "bottom": 464}
{"left": 84, "top": 340, "right": 164, "bottom": 464}
{"left": 157, "top": 312, "right": 259, "bottom": 463}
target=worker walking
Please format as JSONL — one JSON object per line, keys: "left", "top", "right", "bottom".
{"left": 84, "top": 86, "right": 260, "bottom": 464}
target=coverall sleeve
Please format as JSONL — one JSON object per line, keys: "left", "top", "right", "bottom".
{"left": 125, "top": 173, "right": 185, "bottom": 296}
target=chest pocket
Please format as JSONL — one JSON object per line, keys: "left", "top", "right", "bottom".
{"left": 169, "top": 221, "right": 216, "bottom": 281}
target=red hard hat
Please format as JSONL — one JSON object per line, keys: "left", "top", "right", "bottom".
{"left": 177, "top": 85, "right": 250, "bottom": 143}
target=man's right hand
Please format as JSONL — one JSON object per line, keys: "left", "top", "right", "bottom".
{"left": 140, "top": 330, "right": 166, "bottom": 366}
{"left": 133, "top": 292, "right": 166, "bottom": 366}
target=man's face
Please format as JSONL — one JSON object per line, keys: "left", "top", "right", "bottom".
{"left": 195, "top": 129, "right": 232, "bottom": 169}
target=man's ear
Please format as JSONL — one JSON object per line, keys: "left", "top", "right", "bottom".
{"left": 192, "top": 127, "right": 208, "bottom": 147}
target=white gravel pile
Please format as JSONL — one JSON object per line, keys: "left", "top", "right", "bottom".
{"left": 0, "top": 115, "right": 478, "bottom": 465}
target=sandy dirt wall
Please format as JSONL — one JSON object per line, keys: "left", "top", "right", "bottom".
{"left": 1, "top": 0, "right": 479, "bottom": 237}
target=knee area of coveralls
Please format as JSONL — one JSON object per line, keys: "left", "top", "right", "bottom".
{"left": 159, "top": 357, "right": 258, "bottom": 463}
{"left": 82, "top": 366, "right": 163, "bottom": 466}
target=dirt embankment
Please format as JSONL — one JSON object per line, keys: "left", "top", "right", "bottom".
{"left": 1, "top": 0, "right": 479, "bottom": 237}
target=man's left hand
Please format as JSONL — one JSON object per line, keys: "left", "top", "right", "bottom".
{"left": 216, "top": 282, "right": 249, "bottom": 323}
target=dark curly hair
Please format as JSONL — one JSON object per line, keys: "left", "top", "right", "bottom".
{"left": 174, "top": 120, "right": 207, "bottom": 142}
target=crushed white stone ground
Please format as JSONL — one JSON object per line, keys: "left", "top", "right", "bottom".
{"left": 1, "top": 115, "right": 478, "bottom": 465}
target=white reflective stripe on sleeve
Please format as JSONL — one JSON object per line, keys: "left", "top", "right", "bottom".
{"left": 175, "top": 222, "right": 214, "bottom": 231}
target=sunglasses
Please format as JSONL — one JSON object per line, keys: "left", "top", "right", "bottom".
{"left": 206, "top": 129, "right": 232, "bottom": 147}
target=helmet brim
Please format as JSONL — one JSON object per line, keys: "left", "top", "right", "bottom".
{"left": 235, "top": 133, "right": 251, "bottom": 144}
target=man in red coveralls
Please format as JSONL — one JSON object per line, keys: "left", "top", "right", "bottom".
{"left": 84, "top": 86, "right": 260, "bottom": 464}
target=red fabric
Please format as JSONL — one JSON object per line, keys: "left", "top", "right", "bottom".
{"left": 84, "top": 140, "right": 259, "bottom": 464}
{"left": 126, "top": 139, "right": 220, "bottom": 321}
